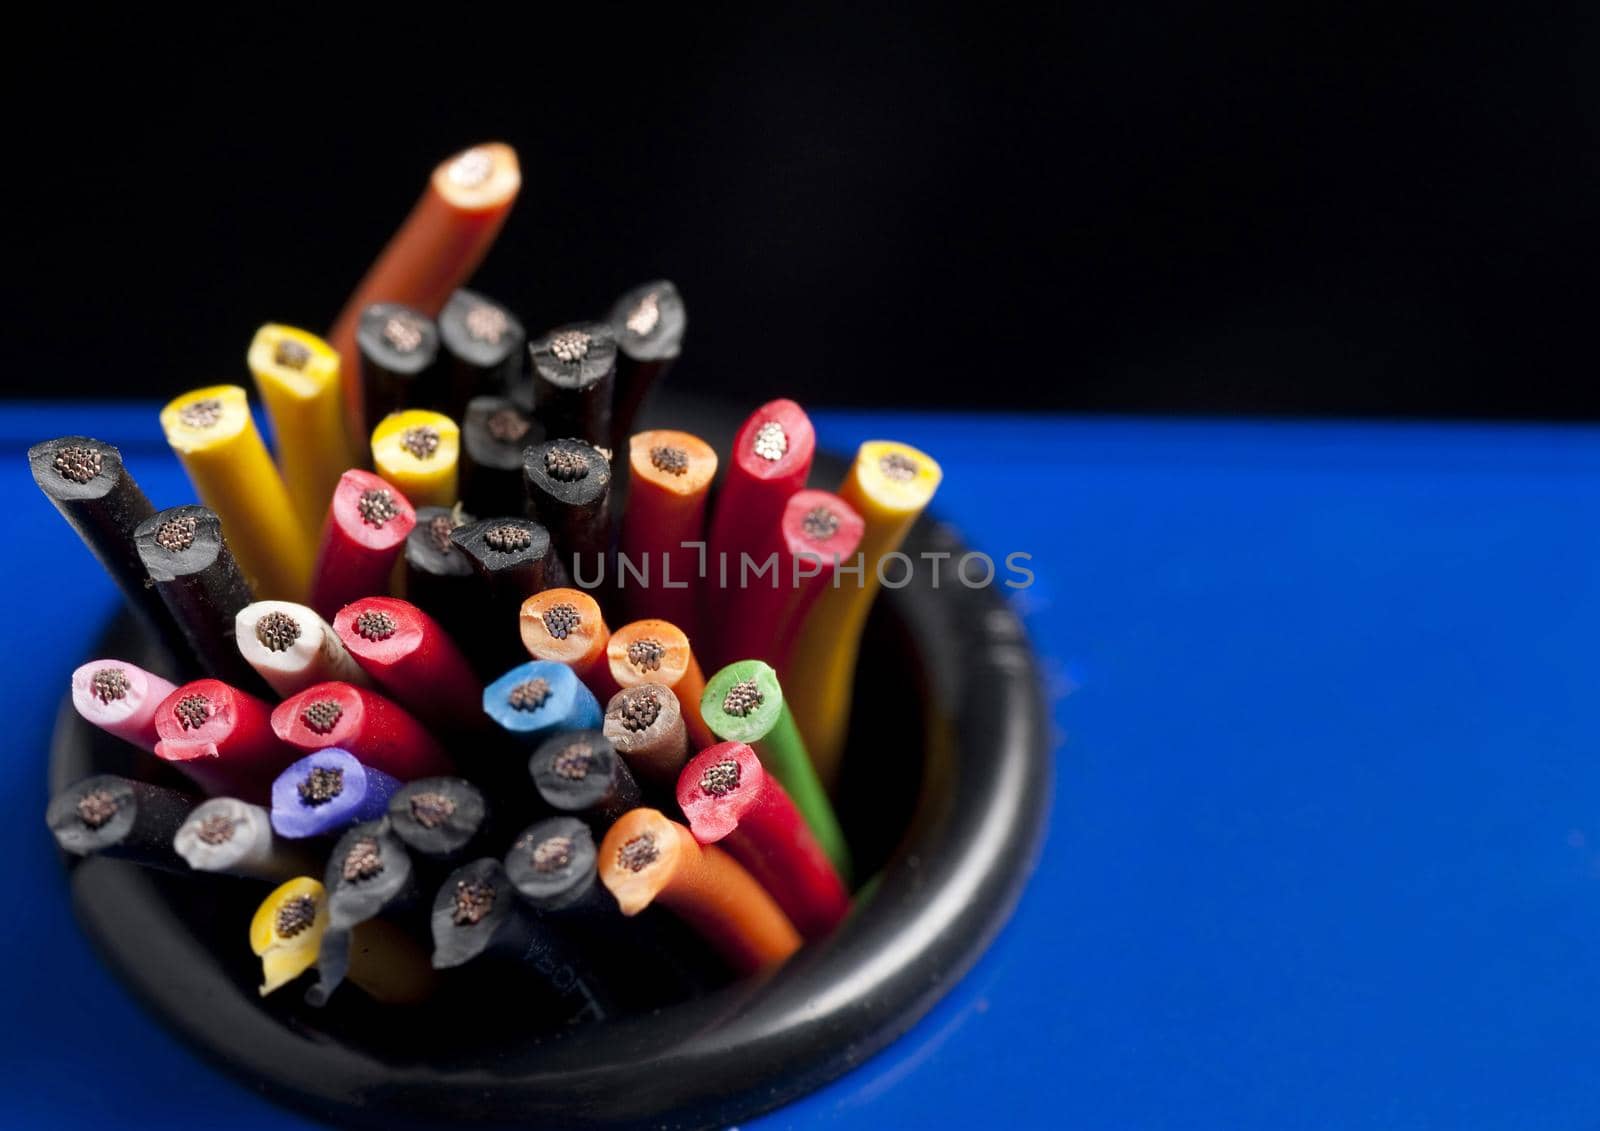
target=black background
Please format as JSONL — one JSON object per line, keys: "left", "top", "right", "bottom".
{"left": 8, "top": 9, "right": 1597, "bottom": 417}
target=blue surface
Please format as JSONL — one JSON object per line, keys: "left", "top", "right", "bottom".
{"left": 6, "top": 405, "right": 1600, "bottom": 1129}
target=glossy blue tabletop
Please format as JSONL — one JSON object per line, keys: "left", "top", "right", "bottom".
{"left": 6, "top": 406, "right": 1598, "bottom": 1129}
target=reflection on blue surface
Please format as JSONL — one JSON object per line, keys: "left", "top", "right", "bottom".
{"left": 5, "top": 406, "right": 1599, "bottom": 1129}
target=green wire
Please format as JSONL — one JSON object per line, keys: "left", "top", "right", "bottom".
{"left": 701, "top": 660, "right": 852, "bottom": 884}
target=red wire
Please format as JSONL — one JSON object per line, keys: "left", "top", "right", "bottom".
{"left": 332, "top": 597, "right": 484, "bottom": 734}
{"left": 269, "top": 681, "right": 454, "bottom": 781}
{"left": 152, "top": 678, "right": 299, "bottom": 802}
{"left": 308, "top": 470, "right": 417, "bottom": 620}
{"left": 702, "top": 400, "right": 815, "bottom": 664}
{"left": 676, "top": 741, "right": 849, "bottom": 940}
{"left": 717, "top": 488, "right": 866, "bottom": 668}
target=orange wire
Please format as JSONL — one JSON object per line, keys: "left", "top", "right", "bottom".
{"left": 598, "top": 808, "right": 801, "bottom": 974}
{"left": 520, "top": 588, "right": 619, "bottom": 701}
{"left": 327, "top": 143, "right": 521, "bottom": 458}
{"left": 606, "top": 619, "right": 715, "bottom": 750}
{"left": 619, "top": 430, "right": 717, "bottom": 630}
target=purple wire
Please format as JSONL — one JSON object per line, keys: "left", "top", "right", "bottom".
{"left": 270, "top": 748, "right": 401, "bottom": 839}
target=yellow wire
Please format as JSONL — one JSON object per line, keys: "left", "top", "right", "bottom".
{"left": 247, "top": 324, "right": 348, "bottom": 543}
{"left": 249, "top": 876, "right": 327, "bottom": 996}
{"left": 782, "top": 440, "right": 942, "bottom": 789}
{"left": 371, "top": 409, "right": 460, "bottom": 509}
{"left": 160, "top": 384, "right": 313, "bottom": 601}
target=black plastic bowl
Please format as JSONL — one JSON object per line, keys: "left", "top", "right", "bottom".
{"left": 47, "top": 438, "right": 1051, "bottom": 1129}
